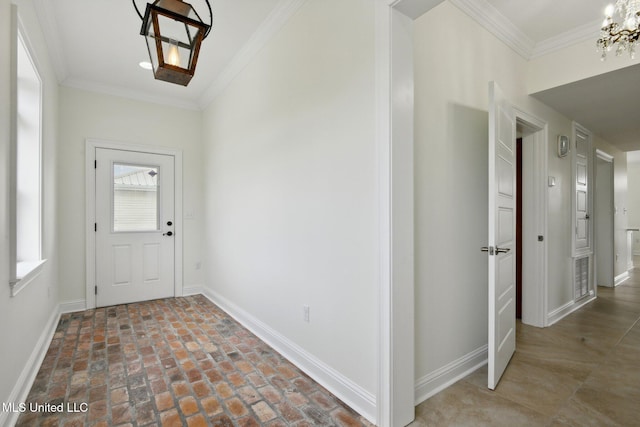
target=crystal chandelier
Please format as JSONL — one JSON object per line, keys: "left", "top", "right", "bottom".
{"left": 597, "top": 0, "right": 640, "bottom": 59}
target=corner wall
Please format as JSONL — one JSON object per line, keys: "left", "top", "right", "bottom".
{"left": 200, "top": 0, "right": 378, "bottom": 420}
{"left": 0, "top": 0, "right": 60, "bottom": 422}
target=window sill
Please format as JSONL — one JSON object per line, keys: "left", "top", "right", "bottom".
{"left": 10, "top": 259, "right": 47, "bottom": 297}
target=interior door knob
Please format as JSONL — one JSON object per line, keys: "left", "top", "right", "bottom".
{"left": 163, "top": 231, "right": 173, "bottom": 236}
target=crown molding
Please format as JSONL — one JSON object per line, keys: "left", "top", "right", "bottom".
{"left": 530, "top": 19, "right": 601, "bottom": 59}
{"left": 62, "top": 77, "right": 200, "bottom": 111}
{"left": 449, "top": 0, "right": 535, "bottom": 60}
{"left": 450, "top": 0, "right": 601, "bottom": 60}
{"left": 32, "top": 0, "right": 68, "bottom": 83}
{"left": 197, "top": 0, "right": 309, "bottom": 109}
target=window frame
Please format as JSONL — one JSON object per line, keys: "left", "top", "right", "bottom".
{"left": 9, "top": 6, "right": 46, "bottom": 297}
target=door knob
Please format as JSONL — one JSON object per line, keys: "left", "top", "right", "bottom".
{"left": 167, "top": 221, "right": 173, "bottom": 226}
{"left": 496, "top": 247, "right": 510, "bottom": 254}
{"left": 163, "top": 231, "right": 173, "bottom": 236}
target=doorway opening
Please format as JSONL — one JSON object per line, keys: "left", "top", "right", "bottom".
{"left": 595, "top": 150, "right": 614, "bottom": 287}
{"left": 514, "top": 115, "right": 548, "bottom": 327}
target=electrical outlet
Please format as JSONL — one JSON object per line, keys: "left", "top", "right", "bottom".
{"left": 303, "top": 305, "right": 310, "bottom": 323}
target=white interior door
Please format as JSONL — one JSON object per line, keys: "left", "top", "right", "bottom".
{"left": 574, "top": 127, "right": 591, "bottom": 253}
{"left": 95, "top": 148, "right": 175, "bottom": 307}
{"left": 487, "top": 82, "right": 516, "bottom": 389}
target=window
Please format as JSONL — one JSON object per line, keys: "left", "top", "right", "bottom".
{"left": 113, "top": 163, "right": 160, "bottom": 232}
{"left": 9, "top": 10, "right": 45, "bottom": 296}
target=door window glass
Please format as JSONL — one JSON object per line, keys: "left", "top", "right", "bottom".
{"left": 113, "top": 163, "right": 159, "bottom": 232}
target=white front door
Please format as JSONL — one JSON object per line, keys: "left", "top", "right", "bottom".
{"left": 487, "top": 82, "right": 516, "bottom": 389}
{"left": 95, "top": 148, "right": 175, "bottom": 307}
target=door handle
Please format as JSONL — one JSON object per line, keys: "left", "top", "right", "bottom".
{"left": 481, "top": 246, "right": 494, "bottom": 255}
{"left": 163, "top": 231, "right": 173, "bottom": 236}
{"left": 495, "top": 247, "right": 510, "bottom": 254}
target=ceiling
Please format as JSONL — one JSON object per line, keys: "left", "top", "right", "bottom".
{"left": 34, "top": 0, "right": 284, "bottom": 109}
{"left": 34, "top": 0, "right": 639, "bottom": 150}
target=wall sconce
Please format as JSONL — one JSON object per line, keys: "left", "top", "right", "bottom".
{"left": 558, "top": 135, "right": 569, "bottom": 157}
{"left": 133, "top": 0, "right": 212, "bottom": 86}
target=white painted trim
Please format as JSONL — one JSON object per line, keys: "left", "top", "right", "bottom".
{"left": 594, "top": 150, "right": 615, "bottom": 289}
{"left": 448, "top": 1, "right": 600, "bottom": 60}
{"left": 182, "top": 284, "right": 205, "bottom": 296}
{"left": 197, "top": 0, "right": 308, "bottom": 109}
{"left": 571, "top": 122, "right": 594, "bottom": 259}
{"left": 374, "top": 2, "right": 393, "bottom": 426}
{"left": 449, "top": 0, "right": 534, "bottom": 59}
{"left": 199, "top": 288, "right": 377, "bottom": 424}
{"left": 85, "top": 139, "right": 184, "bottom": 309}
{"left": 547, "top": 293, "right": 596, "bottom": 325}
{"left": 376, "top": 2, "right": 445, "bottom": 425}
{"left": 11, "top": 259, "right": 47, "bottom": 297}
{"left": 63, "top": 77, "right": 200, "bottom": 111}
{"left": 414, "top": 345, "right": 487, "bottom": 405}
{"left": 596, "top": 149, "right": 614, "bottom": 163}
{"left": 59, "top": 299, "right": 87, "bottom": 314}
{"left": 530, "top": 20, "right": 601, "bottom": 59}
{"left": 615, "top": 271, "right": 630, "bottom": 286}
{"left": 0, "top": 305, "right": 60, "bottom": 427}
{"left": 514, "top": 109, "right": 549, "bottom": 328}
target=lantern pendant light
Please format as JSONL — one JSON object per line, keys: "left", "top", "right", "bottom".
{"left": 134, "top": 0, "right": 212, "bottom": 86}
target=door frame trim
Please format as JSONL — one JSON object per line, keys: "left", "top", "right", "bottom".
{"left": 85, "top": 138, "right": 184, "bottom": 309}
{"left": 594, "top": 149, "right": 615, "bottom": 288}
{"left": 514, "top": 109, "right": 549, "bottom": 327}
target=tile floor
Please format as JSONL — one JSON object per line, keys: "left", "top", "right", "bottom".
{"left": 16, "top": 295, "right": 372, "bottom": 427}
{"left": 411, "top": 263, "right": 640, "bottom": 426}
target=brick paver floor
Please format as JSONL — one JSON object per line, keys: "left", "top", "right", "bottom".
{"left": 16, "top": 295, "right": 373, "bottom": 426}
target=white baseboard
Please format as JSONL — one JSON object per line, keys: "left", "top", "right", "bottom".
{"left": 198, "top": 287, "right": 377, "bottom": 425}
{"left": 59, "top": 299, "right": 86, "bottom": 314}
{"left": 615, "top": 271, "right": 630, "bottom": 287}
{"left": 182, "top": 284, "right": 205, "bottom": 296}
{"left": 414, "top": 345, "right": 487, "bottom": 405}
{"left": 547, "top": 293, "right": 596, "bottom": 326}
{"left": 1, "top": 305, "right": 61, "bottom": 427}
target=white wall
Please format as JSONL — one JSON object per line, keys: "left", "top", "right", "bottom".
{"left": 413, "top": 1, "right": 599, "bottom": 393}
{"left": 200, "top": 0, "right": 378, "bottom": 415}
{"left": 626, "top": 159, "right": 640, "bottom": 254}
{"left": 0, "top": 0, "right": 60, "bottom": 421}
{"left": 57, "top": 87, "right": 204, "bottom": 303}
{"left": 526, "top": 38, "right": 640, "bottom": 94}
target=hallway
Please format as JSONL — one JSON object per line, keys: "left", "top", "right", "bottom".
{"left": 412, "top": 262, "right": 640, "bottom": 426}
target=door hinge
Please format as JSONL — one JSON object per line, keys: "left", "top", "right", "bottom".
{"left": 94, "top": 160, "right": 97, "bottom": 169}
{"left": 95, "top": 286, "right": 97, "bottom": 295}
{"left": 94, "top": 223, "right": 97, "bottom": 232}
